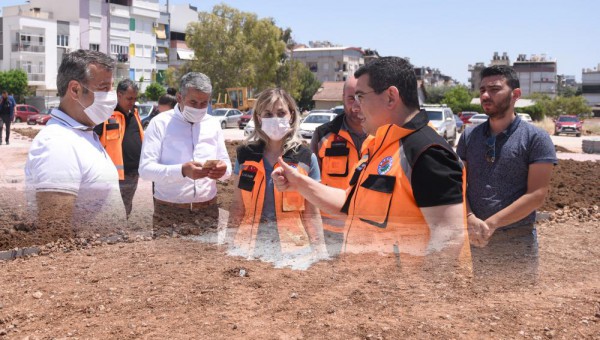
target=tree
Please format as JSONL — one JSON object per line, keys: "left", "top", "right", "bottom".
{"left": 275, "top": 59, "right": 320, "bottom": 109}
{"left": 164, "top": 67, "right": 181, "bottom": 90}
{"left": 0, "top": 69, "right": 29, "bottom": 102}
{"left": 186, "top": 5, "right": 286, "bottom": 95}
{"left": 441, "top": 85, "right": 473, "bottom": 114}
{"left": 424, "top": 86, "right": 451, "bottom": 104}
{"left": 145, "top": 83, "right": 166, "bottom": 101}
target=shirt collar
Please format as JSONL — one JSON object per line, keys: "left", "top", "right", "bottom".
{"left": 483, "top": 114, "right": 521, "bottom": 137}
{"left": 50, "top": 108, "right": 94, "bottom": 131}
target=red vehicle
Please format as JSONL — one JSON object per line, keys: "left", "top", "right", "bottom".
{"left": 13, "top": 104, "right": 40, "bottom": 123}
{"left": 459, "top": 111, "right": 478, "bottom": 124}
{"left": 238, "top": 109, "right": 253, "bottom": 129}
{"left": 27, "top": 108, "right": 53, "bottom": 125}
{"left": 554, "top": 115, "right": 583, "bottom": 137}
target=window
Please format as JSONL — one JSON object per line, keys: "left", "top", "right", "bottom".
{"left": 89, "top": 44, "right": 99, "bottom": 51}
{"left": 135, "top": 44, "right": 142, "bottom": 57}
{"left": 308, "top": 62, "right": 318, "bottom": 72}
{"left": 323, "top": 63, "right": 329, "bottom": 71}
{"left": 57, "top": 35, "right": 69, "bottom": 47}
{"left": 129, "top": 18, "right": 135, "bottom": 31}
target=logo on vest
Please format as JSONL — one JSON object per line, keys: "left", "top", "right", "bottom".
{"left": 377, "top": 156, "right": 393, "bottom": 175}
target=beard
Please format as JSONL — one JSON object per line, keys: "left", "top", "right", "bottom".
{"left": 482, "top": 93, "right": 512, "bottom": 119}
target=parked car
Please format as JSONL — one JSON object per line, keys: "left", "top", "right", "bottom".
{"left": 468, "top": 114, "right": 489, "bottom": 127}
{"left": 13, "top": 104, "right": 40, "bottom": 123}
{"left": 141, "top": 107, "right": 161, "bottom": 130}
{"left": 517, "top": 113, "right": 533, "bottom": 123}
{"left": 238, "top": 109, "right": 253, "bottom": 129}
{"left": 209, "top": 108, "right": 243, "bottom": 129}
{"left": 299, "top": 112, "right": 337, "bottom": 139}
{"left": 331, "top": 105, "right": 344, "bottom": 115}
{"left": 244, "top": 119, "right": 255, "bottom": 137}
{"left": 454, "top": 114, "right": 464, "bottom": 133}
{"left": 27, "top": 108, "right": 53, "bottom": 125}
{"left": 459, "top": 111, "right": 478, "bottom": 124}
{"left": 422, "top": 105, "right": 457, "bottom": 146}
{"left": 554, "top": 115, "right": 583, "bottom": 137}
{"left": 137, "top": 103, "right": 156, "bottom": 119}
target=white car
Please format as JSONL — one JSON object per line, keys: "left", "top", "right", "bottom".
{"left": 244, "top": 119, "right": 255, "bottom": 137}
{"left": 517, "top": 113, "right": 533, "bottom": 123}
{"left": 209, "top": 108, "right": 243, "bottom": 129}
{"left": 468, "top": 114, "right": 489, "bottom": 127}
{"left": 299, "top": 112, "right": 337, "bottom": 139}
{"left": 423, "top": 105, "right": 457, "bottom": 146}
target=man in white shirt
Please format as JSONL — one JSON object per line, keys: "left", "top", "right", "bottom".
{"left": 139, "top": 72, "right": 232, "bottom": 237}
{"left": 25, "top": 50, "right": 126, "bottom": 239}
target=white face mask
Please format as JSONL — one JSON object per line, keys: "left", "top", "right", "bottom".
{"left": 261, "top": 117, "right": 292, "bottom": 141}
{"left": 78, "top": 90, "right": 118, "bottom": 126}
{"left": 181, "top": 105, "right": 207, "bottom": 123}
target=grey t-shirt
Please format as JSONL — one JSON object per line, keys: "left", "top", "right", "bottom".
{"left": 456, "top": 115, "right": 557, "bottom": 229}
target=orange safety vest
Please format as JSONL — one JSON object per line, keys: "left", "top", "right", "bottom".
{"left": 99, "top": 108, "right": 144, "bottom": 180}
{"left": 314, "top": 114, "right": 363, "bottom": 233}
{"left": 233, "top": 143, "right": 313, "bottom": 256}
{"left": 341, "top": 110, "right": 471, "bottom": 266}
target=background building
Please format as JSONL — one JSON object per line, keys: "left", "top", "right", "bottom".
{"left": 291, "top": 43, "right": 365, "bottom": 83}
{"left": 582, "top": 64, "right": 600, "bottom": 116}
{"left": 513, "top": 54, "right": 557, "bottom": 98}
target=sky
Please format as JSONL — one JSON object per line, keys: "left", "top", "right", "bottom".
{"left": 2, "top": 0, "right": 599, "bottom": 84}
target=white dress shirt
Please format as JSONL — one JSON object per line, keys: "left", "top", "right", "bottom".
{"left": 139, "top": 104, "right": 232, "bottom": 204}
{"left": 24, "top": 108, "right": 126, "bottom": 230}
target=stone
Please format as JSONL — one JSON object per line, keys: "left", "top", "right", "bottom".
{"left": 32, "top": 291, "right": 43, "bottom": 299}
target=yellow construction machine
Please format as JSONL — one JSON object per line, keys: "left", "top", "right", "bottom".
{"left": 213, "top": 87, "right": 256, "bottom": 112}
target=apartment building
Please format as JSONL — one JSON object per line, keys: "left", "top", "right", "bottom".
{"left": 291, "top": 43, "right": 365, "bottom": 83}
{"left": 582, "top": 64, "right": 600, "bottom": 111}
{"left": 0, "top": 0, "right": 161, "bottom": 97}
{"left": 513, "top": 54, "right": 557, "bottom": 98}
{"left": 165, "top": 3, "right": 197, "bottom": 68}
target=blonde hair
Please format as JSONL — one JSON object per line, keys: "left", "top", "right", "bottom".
{"left": 245, "top": 88, "right": 303, "bottom": 154}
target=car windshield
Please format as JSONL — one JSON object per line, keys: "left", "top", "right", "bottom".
{"left": 558, "top": 116, "right": 578, "bottom": 122}
{"left": 211, "top": 109, "right": 227, "bottom": 116}
{"left": 138, "top": 105, "right": 153, "bottom": 117}
{"left": 425, "top": 111, "right": 443, "bottom": 121}
{"left": 472, "top": 114, "right": 488, "bottom": 119}
{"left": 303, "top": 115, "right": 331, "bottom": 124}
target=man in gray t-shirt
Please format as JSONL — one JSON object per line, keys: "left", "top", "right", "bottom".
{"left": 457, "top": 66, "right": 556, "bottom": 278}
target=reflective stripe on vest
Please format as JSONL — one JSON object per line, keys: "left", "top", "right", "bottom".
{"left": 342, "top": 123, "right": 470, "bottom": 266}
{"left": 99, "top": 109, "right": 144, "bottom": 180}
{"left": 234, "top": 156, "right": 312, "bottom": 256}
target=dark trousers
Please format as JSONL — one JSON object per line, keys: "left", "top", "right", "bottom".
{"left": 0, "top": 114, "right": 10, "bottom": 143}
{"left": 152, "top": 199, "right": 219, "bottom": 238}
{"left": 119, "top": 171, "right": 139, "bottom": 217}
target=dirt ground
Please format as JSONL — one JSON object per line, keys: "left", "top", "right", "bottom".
{"left": 0, "top": 130, "right": 599, "bottom": 339}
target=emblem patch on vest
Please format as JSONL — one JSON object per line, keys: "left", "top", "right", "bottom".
{"left": 377, "top": 156, "right": 393, "bottom": 175}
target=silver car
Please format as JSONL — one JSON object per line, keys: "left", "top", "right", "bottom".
{"left": 468, "top": 114, "right": 489, "bottom": 127}
{"left": 423, "top": 105, "right": 457, "bottom": 146}
{"left": 209, "top": 108, "right": 243, "bottom": 129}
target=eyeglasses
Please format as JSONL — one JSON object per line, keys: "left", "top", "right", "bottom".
{"left": 353, "top": 90, "right": 376, "bottom": 104}
{"left": 485, "top": 136, "right": 496, "bottom": 163}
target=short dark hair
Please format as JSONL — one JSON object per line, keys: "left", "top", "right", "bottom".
{"left": 57, "top": 49, "right": 115, "bottom": 97}
{"left": 166, "top": 87, "right": 177, "bottom": 96}
{"left": 354, "top": 57, "right": 420, "bottom": 110}
{"left": 116, "top": 78, "right": 139, "bottom": 94}
{"left": 480, "top": 65, "right": 520, "bottom": 90}
{"left": 158, "top": 93, "right": 177, "bottom": 108}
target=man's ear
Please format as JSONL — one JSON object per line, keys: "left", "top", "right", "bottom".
{"left": 387, "top": 85, "right": 402, "bottom": 109}
{"left": 67, "top": 80, "right": 81, "bottom": 99}
{"left": 512, "top": 88, "right": 522, "bottom": 102}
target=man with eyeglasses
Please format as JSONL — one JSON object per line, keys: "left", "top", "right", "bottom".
{"left": 139, "top": 72, "right": 232, "bottom": 238}
{"left": 273, "top": 57, "right": 471, "bottom": 271}
{"left": 309, "top": 75, "right": 367, "bottom": 256}
{"left": 456, "top": 65, "right": 556, "bottom": 279}
{"left": 25, "top": 50, "right": 126, "bottom": 239}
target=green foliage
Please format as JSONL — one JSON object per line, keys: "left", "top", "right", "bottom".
{"left": 275, "top": 60, "right": 321, "bottom": 109}
{"left": 164, "top": 67, "right": 181, "bottom": 90}
{"left": 542, "top": 96, "right": 591, "bottom": 118}
{"left": 144, "top": 83, "right": 166, "bottom": 101}
{"left": 441, "top": 86, "right": 473, "bottom": 114}
{"left": 0, "top": 69, "right": 29, "bottom": 101}
{"left": 424, "top": 86, "right": 451, "bottom": 104}
{"left": 517, "top": 104, "right": 544, "bottom": 121}
{"left": 186, "top": 4, "right": 286, "bottom": 95}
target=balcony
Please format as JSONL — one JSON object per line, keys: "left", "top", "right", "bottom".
{"left": 12, "top": 44, "right": 45, "bottom": 53}
{"left": 27, "top": 73, "right": 45, "bottom": 82}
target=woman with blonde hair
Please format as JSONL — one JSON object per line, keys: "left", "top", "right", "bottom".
{"left": 228, "top": 88, "right": 326, "bottom": 268}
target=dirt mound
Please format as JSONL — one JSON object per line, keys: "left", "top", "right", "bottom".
{"left": 543, "top": 159, "right": 600, "bottom": 211}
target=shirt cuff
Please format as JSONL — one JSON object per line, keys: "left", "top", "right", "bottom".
{"left": 167, "top": 164, "right": 185, "bottom": 178}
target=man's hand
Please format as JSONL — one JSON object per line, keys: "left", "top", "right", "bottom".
{"left": 182, "top": 161, "right": 210, "bottom": 180}
{"left": 467, "top": 214, "right": 494, "bottom": 247}
{"left": 272, "top": 156, "right": 302, "bottom": 192}
{"left": 206, "top": 160, "right": 228, "bottom": 180}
